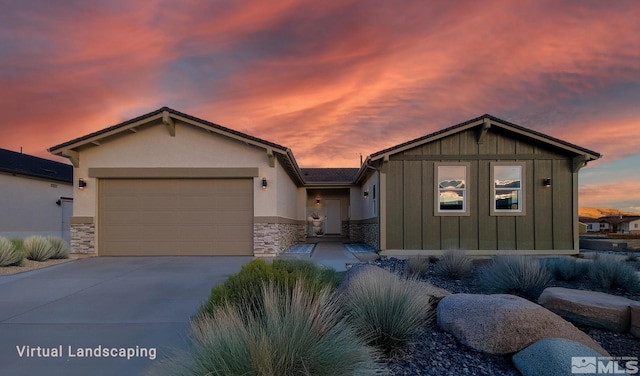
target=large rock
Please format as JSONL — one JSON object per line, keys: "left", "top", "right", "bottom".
{"left": 512, "top": 338, "right": 603, "bottom": 376}
{"left": 437, "top": 294, "right": 609, "bottom": 355}
{"left": 631, "top": 304, "right": 640, "bottom": 339}
{"left": 538, "top": 287, "right": 637, "bottom": 333}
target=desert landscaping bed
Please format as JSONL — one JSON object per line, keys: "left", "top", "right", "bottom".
{"left": 0, "top": 258, "right": 74, "bottom": 276}
{"left": 375, "top": 257, "right": 640, "bottom": 375}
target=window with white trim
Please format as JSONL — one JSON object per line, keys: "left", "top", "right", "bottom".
{"left": 436, "top": 164, "right": 468, "bottom": 215}
{"left": 492, "top": 164, "right": 524, "bottom": 214}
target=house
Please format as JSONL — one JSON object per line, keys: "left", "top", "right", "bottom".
{"left": 357, "top": 115, "right": 601, "bottom": 256}
{"left": 0, "top": 148, "right": 73, "bottom": 242}
{"left": 616, "top": 216, "right": 640, "bottom": 234}
{"left": 630, "top": 218, "right": 640, "bottom": 235}
{"left": 49, "top": 108, "right": 600, "bottom": 256}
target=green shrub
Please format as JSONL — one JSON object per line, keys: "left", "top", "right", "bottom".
{"left": 149, "top": 281, "right": 376, "bottom": 376}
{"left": 0, "top": 237, "right": 23, "bottom": 266}
{"left": 46, "top": 237, "right": 70, "bottom": 259}
{"left": 588, "top": 255, "right": 640, "bottom": 292}
{"left": 198, "top": 259, "right": 340, "bottom": 317}
{"left": 23, "top": 236, "right": 54, "bottom": 261}
{"left": 405, "top": 255, "right": 430, "bottom": 277}
{"left": 434, "top": 249, "right": 473, "bottom": 279}
{"left": 479, "top": 255, "right": 552, "bottom": 301}
{"left": 341, "top": 267, "right": 434, "bottom": 355}
{"left": 541, "top": 257, "right": 589, "bottom": 282}
{"left": 11, "top": 238, "right": 24, "bottom": 252}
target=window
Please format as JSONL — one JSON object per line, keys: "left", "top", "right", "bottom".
{"left": 435, "top": 164, "right": 469, "bottom": 216}
{"left": 491, "top": 163, "right": 525, "bottom": 216}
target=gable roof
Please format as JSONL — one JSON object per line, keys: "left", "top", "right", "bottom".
{"left": 49, "top": 107, "right": 289, "bottom": 154}
{"left": 0, "top": 148, "right": 72, "bottom": 183}
{"left": 369, "top": 114, "right": 602, "bottom": 161}
{"left": 301, "top": 168, "right": 359, "bottom": 183}
{"left": 48, "top": 107, "right": 306, "bottom": 185}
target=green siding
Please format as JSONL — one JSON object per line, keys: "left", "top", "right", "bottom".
{"left": 553, "top": 159, "right": 574, "bottom": 249}
{"left": 403, "top": 161, "right": 423, "bottom": 249}
{"left": 384, "top": 127, "right": 577, "bottom": 252}
{"left": 422, "top": 161, "right": 440, "bottom": 249}
{"left": 534, "top": 159, "right": 553, "bottom": 249}
{"left": 386, "top": 161, "right": 404, "bottom": 249}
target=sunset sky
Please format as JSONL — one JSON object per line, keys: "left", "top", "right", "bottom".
{"left": 1, "top": 1, "right": 639, "bottom": 211}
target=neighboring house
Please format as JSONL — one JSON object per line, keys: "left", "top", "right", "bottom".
{"left": 0, "top": 148, "right": 73, "bottom": 243}
{"left": 630, "top": 218, "right": 640, "bottom": 235}
{"left": 617, "top": 216, "right": 640, "bottom": 234}
{"left": 49, "top": 108, "right": 600, "bottom": 257}
{"left": 580, "top": 217, "right": 604, "bottom": 233}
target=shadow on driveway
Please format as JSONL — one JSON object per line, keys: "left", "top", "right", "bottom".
{"left": 0, "top": 256, "right": 252, "bottom": 376}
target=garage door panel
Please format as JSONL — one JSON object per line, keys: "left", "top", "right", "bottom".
{"left": 99, "top": 178, "right": 253, "bottom": 256}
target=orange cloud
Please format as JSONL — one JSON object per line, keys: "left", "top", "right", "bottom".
{"left": 1, "top": 0, "right": 640, "bottom": 173}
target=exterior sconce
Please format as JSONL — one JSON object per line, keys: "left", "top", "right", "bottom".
{"left": 316, "top": 199, "right": 321, "bottom": 205}
{"left": 363, "top": 191, "right": 369, "bottom": 197}
{"left": 78, "top": 178, "right": 87, "bottom": 190}
{"left": 543, "top": 178, "right": 551, "bottom": 188}
{"left": 261, "top": 178, "right": 267, "bottom": 189}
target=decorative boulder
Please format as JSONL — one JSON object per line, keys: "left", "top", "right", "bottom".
{"left": 512, "top": 338, "right": 603, "bottom": 376}
{"left": 631, "top": 304, "right": 640, "bottom": 339}
{"left": 538, "top": 287, "right": 636, "bottom": 333}
{"left": 437, "top": 294, "right": 609, "bottom": 355}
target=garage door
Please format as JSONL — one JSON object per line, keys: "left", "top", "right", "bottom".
{"left": 99, "top": 179, "right": 253, "bottom": 256}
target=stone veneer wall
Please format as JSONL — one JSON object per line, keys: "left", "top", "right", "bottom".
{"left": 253, "top": 221, "right": 305, "bottom": 257}
{"left": 349, "top": 221, "right": 379, "bottom": 250}
{"left": 70, "top": 222, "right": 96, "bottom": 254}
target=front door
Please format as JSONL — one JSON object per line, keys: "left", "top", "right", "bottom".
{"left": 325, "top": 199, "right": 341, "bottom": 234}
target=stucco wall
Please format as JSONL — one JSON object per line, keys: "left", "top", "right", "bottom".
{"left": 73, "top": 121, "right": 280, "bottom": 219}
{"left": 354, "top": 172, "right": 379, "bottom": 220}
{"left": 0, "top": 173, "right": 73, "bottom": 241}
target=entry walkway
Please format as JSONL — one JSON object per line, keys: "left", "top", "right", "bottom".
{"left": 310, "top": 241, "right": 361, "bottom": 271}
{"left": 281, "top": 237, "right": 378, "bottom": 271}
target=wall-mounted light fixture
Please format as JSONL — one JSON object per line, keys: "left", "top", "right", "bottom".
{"left": 78, "top": 178, "right": 87, "bottom": 190}
{"left": 316, "top": 199, "right": 321, "bottom": 205}
{"left": 543, "top": 178, "right": 552, "bottom": 188}
{"left": 261, "top": 178, "right": 268, "bottom": 189}
{"left": 363, "top": 191, "right": 369, "bottom": 197}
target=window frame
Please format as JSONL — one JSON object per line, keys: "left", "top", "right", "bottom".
{"left": 434, "top": 162, "right": 470, "bottom": 217}
{"left": 490, "top": 162, "right": 526, "bottom": 216}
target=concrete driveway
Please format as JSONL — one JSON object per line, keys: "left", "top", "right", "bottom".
{"left": 0, "top": 256, "right": 252, "bottom": 376}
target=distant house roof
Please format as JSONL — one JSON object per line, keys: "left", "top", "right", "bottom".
{"left": 302, "top": 168, "right": 359, "bottom": 183}
{"left": 0, "top": 148, "right": 72, "bottom": 183}
{"left": 599, "top": 215, "right": 640, "bottom": 224}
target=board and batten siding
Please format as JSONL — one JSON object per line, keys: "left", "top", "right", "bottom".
{"left": 385, "top": 128, "right": 575, "bottom": 253}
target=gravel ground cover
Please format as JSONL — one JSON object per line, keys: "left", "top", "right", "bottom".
{"left": 373, "top": 257, "right": 640, "bottom": 375}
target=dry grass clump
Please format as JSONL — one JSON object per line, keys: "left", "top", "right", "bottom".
{"left": 149, "top": 280, "right": 376, "bottom": 376}
{"left": 434, "top": 249, "right": 473, "bottom": 280}
{"left": 479, "top": 255, "right": 552, "bottom": 301}
{"left": 46, "top": 237, "right": 70, "bottom": 259}
{"left": 341, "top": 267, "right": 434, "bottom": 355}
{"left": 0, "top": 237, "right": 24, "bottom": 267}
{"left": 23, "top": 236, "right": 54, "bottom": 261}
{"left": 405, "top": 255, "right": 430, "bottom": 277}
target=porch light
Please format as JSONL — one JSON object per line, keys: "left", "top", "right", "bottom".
{"left": 363, "top": 191, "right": 369, "bottom": 197}
{"left": 543, "top": 178, "right": 551, "bottom": 188}
{"left": 316, "top": 199, "right": 321, "bottom": 205}
{"left": 261, "top": 178, "right": 267, "bottom": 189}
{"left": 78, "top": 178, "right": 87, "bottom": 190}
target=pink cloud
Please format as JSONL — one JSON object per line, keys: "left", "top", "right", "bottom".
{"left": 1, "top": 0, "right": 640, "bottom": 174}
{"left": 580, "top": 180, "right": 640, "bottom": 208}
